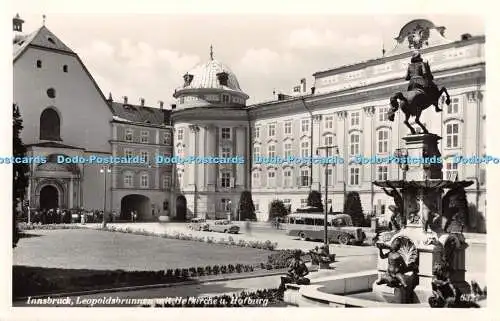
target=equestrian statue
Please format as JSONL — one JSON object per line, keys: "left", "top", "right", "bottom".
{"left": 388, "top": 50, "right": 451, "bottom": 134}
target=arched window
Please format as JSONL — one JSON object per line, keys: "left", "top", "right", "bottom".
{"left": 40, "top": 108, "right": 61, "bottom": 141}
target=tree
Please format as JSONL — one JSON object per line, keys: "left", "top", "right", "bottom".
{"left": 343, "top": 191, "right": 364, "bottom": 226}
{"left": 268, "top": 200, "right": 288, "bottom": 221}
{"left": 238, "top": 191, "right": 256, "bottom": 220}
{"left": 13, "top": 104, "right": 29, "bottom": 248}
{"left": 307, "top": 190, "right": 323, "bottom": 211}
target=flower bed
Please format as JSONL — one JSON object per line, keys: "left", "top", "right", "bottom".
{"left": 13, "top": 262, "right": 267, "bottom": 298}
{"left": 18, "top": 223, "right": 83, "bottom": 230}
{"left": 100, "top": 226, "right": 278, "bottom": 251}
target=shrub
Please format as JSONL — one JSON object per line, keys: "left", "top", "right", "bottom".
{"left": 165, "top": 269, "right": 173, "bottom": 277}
{"left": 174, "top": 268, "right": 181, "bottom": 277}
{"left": 235, "top": 264, "right": 243, "bottom": 273}
{"left": 269, "top": 200, "right": 288, "bottom": 221}
{"left": 220, "top": 265, "right": 227, "bottom": 274}
{"left": 181, "top": 268, "right": 189, "bottom": 277}
{"left": 343, "top": 191, "right": 364, "bottom": 226}
{"left": 205, "top": 266, "right": 212, "bottom": 275}
{"left": 307, "top": 190, "right": 324, "bottom": 211}
{"left": 189, "top": 267, "right": 197, "bottom": 277}
{"left": 239, "top": 190, "right": 257, "bottom": 221}
{"left": 197, "top": 267, "right": 205, "bottom": 276}
{"left": 228, "top": 264, "right": 235, "bottom": 273}
{"left": 212, "top": 265, "right": 220, "bottom": 275}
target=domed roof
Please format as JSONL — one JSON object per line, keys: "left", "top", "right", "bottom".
{"left": 183, "top": 59, "right": 243, "bottom": 92}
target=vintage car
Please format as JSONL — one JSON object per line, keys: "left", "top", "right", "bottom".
{"left": 284, "top": 213, "right": 366, "bottom": 245}
{"left": 187, "top": 217, "right": 210, "bottom": 231}
{"left": 208, "top": 220, "right": 240, "bottom": 234}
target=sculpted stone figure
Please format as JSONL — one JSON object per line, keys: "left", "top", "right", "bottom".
{"left": 382, "top": 182, "right": 405, "bottom": 230}
{"left": 428, "top": 263, "right": 460, "bottom": 307}
{"left": 375, "top": 238, "right": 408, "bottom": 288}
{"left": 388, "top": 50, "right": 451, "bottom": 135}
{"left": 279, "top": 250, "right": 310, "bottom": 291}
{"left": 441, "top": 186, "right": 469, "bottom": 233}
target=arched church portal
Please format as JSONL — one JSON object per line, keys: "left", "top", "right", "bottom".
{"left": 39, "top": 185, "right": 59, "bottom": 210}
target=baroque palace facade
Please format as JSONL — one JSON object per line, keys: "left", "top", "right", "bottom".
{"left": 13, "top": 15, "right": 486, "bottom": 230}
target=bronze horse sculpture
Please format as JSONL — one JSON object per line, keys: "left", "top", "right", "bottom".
{"left": 388, "top": 84, "right": 451, "bottom": 134}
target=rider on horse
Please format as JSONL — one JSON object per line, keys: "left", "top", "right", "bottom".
{"left": 406, "top": 50, "right": 433, "bottom": 92}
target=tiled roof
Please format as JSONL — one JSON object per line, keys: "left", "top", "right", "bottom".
{"left": 111, "top": 102, "right": 171, "bottom": 126}
{"left": 13, "top": 26, "right": 75, "bottom": 61}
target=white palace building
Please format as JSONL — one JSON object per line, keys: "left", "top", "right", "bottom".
{"left": 13, "top": 16, "right": 486, "bottom": 231}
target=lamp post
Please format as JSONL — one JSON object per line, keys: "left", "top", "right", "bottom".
{"left": 316, "top": 145, "right": 339, "bottom": 254}
{"left": 100, "top": 165, "right": 111, "bottom": 227}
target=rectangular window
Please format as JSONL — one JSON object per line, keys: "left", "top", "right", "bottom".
{"left": 326, "top": 168, "right": 333, "bottom": 185}
{"left": 377, "top": 165, "right": 388, "bottom": 181}
{"left": 284, "top": 143, "right": 292, "bottom": 158}
{"left": 446, "top": 123, "right": 460, "bottom": 148}
{"left": 267, "top": 171, "right": 276, "bottom": 187}
{"left": 301, "top": 119, "right": 310, "bottom": 132}
{"left": 222, "top": 94, "right": 230, "bottom": 103}
{"left": 268, "top": 145, "right": 276, "bottom": 157}
{"left": 221, "top": 146, "right": 231, "bottom": 158}
{"left": 252, "top": 172, "right": 260, "bottom": 187}
{"left": 221, "top": 127, "right": 231, "bottom": 140}
{"left": 284, "top": 121, "right": 292, "bottom": 135}
{"left": 177, "top": 128, "right": 184, "bottom": 141}
{"left": 254, "top": 203, "right": 260, "bottom": 211}
{"left": 140, "top": 174, "right": 149, "bottom": 188}
{"left": 349, "top": 167, "right": 360, "bottom": 185}
{"left": 254, "top": 127, "right": 260, "bottom": 139}
{"left": 379, "top": 107, "right": 389, "bottom": 122}
{"left": 221, "top": 172, "right": 231, "bottom": 188}
{"left": 268, "top": 124, "right": 276, "bottom": 137}
{"left": 125, "top": 129, "right": 133, "bottom": 142}
{"left": 300, "top": 169, "right": 309, "bottom": 187}
{"left": 253, "top": 146, "right": 261, "bottom": 158}
{"left": 300, "top": 199, "right": 308, "bottom": 208}
{"left": 140, "top": 130, "right": 149, "bottom": 143}
{"left": 325, "top": 116, "right": 333, "bottom": 129}
{"left": 124, "top": 174, "right": 133, "bottom": 188}
{"left": 163, "top": 176, "right": 171, "bottom": 189}
{"left": 448, "top": 98, "right": 460, "bottom": 114}
{"left": 378, "top": 130, "right": 389, "bottom": 153}
{"left": 163, "top": 132, "right": 171, "bottom": 145}
{"left": 140, "top": 151, "right": 149, "bottom": 164}
{"left": 350, "top": 134, "right": 360, "bottom": 155}
{"left": 351, "top": 112, "right": 360, "bottom": 126}
{"left": 283, "top": 170, "right": 292, "bottom": 187}
{"left": 301, "top": 141, "right": 309, "bottom": 157}
{"left": 445, "top": 162, "right": 459, "bottom": 180}
{"left": 124, "top": 148, "right": 134, "bottom": 159}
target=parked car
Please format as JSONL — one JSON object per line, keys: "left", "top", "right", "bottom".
{"left": 284, "top": 213, "right": 366, "bottom": 245}
{"left": 187, "top": 218, "right": 210, "bottom": 231}
{"left": 209, "top": 220, "right": 240, "bottom": 234}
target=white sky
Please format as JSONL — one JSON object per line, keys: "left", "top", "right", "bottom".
{"left": 11, "top": 9, "right": 484, "bottom": 106}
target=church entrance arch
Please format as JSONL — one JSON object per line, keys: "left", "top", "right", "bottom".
{"left": 39, "top": 185, "right": 59, "bottom": 210}
{"left": 120, "top": 194, "right": 150, "bottom": 221}
{"left": 175, "top": 195, "right": 187, "bottom": 222}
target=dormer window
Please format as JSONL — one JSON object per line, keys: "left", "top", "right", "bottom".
{"left": 222, "top": 94, "right": 230, "bottom": 104}
{"left": 217, "top": 72, "right": 229, "bottom": 86}
{"left": 183, "top": 73, "right": 193, "bottom": 87}
{"left": 47, "top": 37, "right": 55, "bottom": 45}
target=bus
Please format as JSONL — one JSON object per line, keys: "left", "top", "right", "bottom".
{"left": 284, "top": 213, "right": 366, "bottom": 245}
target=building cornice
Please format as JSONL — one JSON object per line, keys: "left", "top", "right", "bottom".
{"left": 171, "top": 106, "right": 249, "bottom": 122}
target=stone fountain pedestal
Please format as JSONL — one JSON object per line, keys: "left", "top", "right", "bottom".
{"left": 372, "top": 133, "right": 472, "bottom": 304}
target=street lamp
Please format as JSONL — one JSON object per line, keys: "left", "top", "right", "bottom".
{"left": 100, "top": 165, "right": 112, "bottom": 227}
{"left": 316, "top": 145, "right": 339, "bottom": 254}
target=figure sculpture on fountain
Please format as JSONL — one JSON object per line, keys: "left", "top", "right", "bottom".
{"left": 375, "top": 238, "right": 409, "bottom": 288}
{"left": 382, "top": 182, "right": 406, "bottom": 231}
{"left": 388, "top": 50, "right": 451, "bottom": 135}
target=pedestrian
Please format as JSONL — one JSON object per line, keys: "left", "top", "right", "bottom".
{"left": 245, "top": 219, "right": 251, "bottom": 236}
{"left": 133, "top": 211, "right": 138, "bottom": 222}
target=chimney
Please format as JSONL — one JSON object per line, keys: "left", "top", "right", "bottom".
{"left": 300, "top": 78, "right": 306, "bottom": 93}
{"left": 171, "top": 104, "right": 177, "bottom": 110}
{"left": 108, "top": 92, "right": 113, "bottom": 102}
{"left": 159, "top": 100, "right": 164, "bottom": 109}
{"left": 123, "top": 96, "right": 128, "bottom": 105}
{"left": 140, "top": 98, "right": 145, "bottom": 106}
{"left": 461, "top": 33, "right": 472, "bottom": 41}
{"left": 311, "top": 87, "right": 316, "bottom": 95}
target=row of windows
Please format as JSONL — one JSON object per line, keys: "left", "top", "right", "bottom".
{"left": 252, "top": 99, "right": 463, "bottom": 139}
{"left": 124, "top": 129, "right": 171, "bottom": 145}
{"left": 122, "top": 173, "right": 171, "bottom": 189}
{"left": 36, "top": 59, "right": 68, "bottom": 72}
{"left": 179, "top": 93, "right": 241, "bottom": 105}
{"left": 253, "top": 122, "right": 461, "bottom": 158}
{"left": 175, "top": 127, "right": 233, "bottom": 142}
